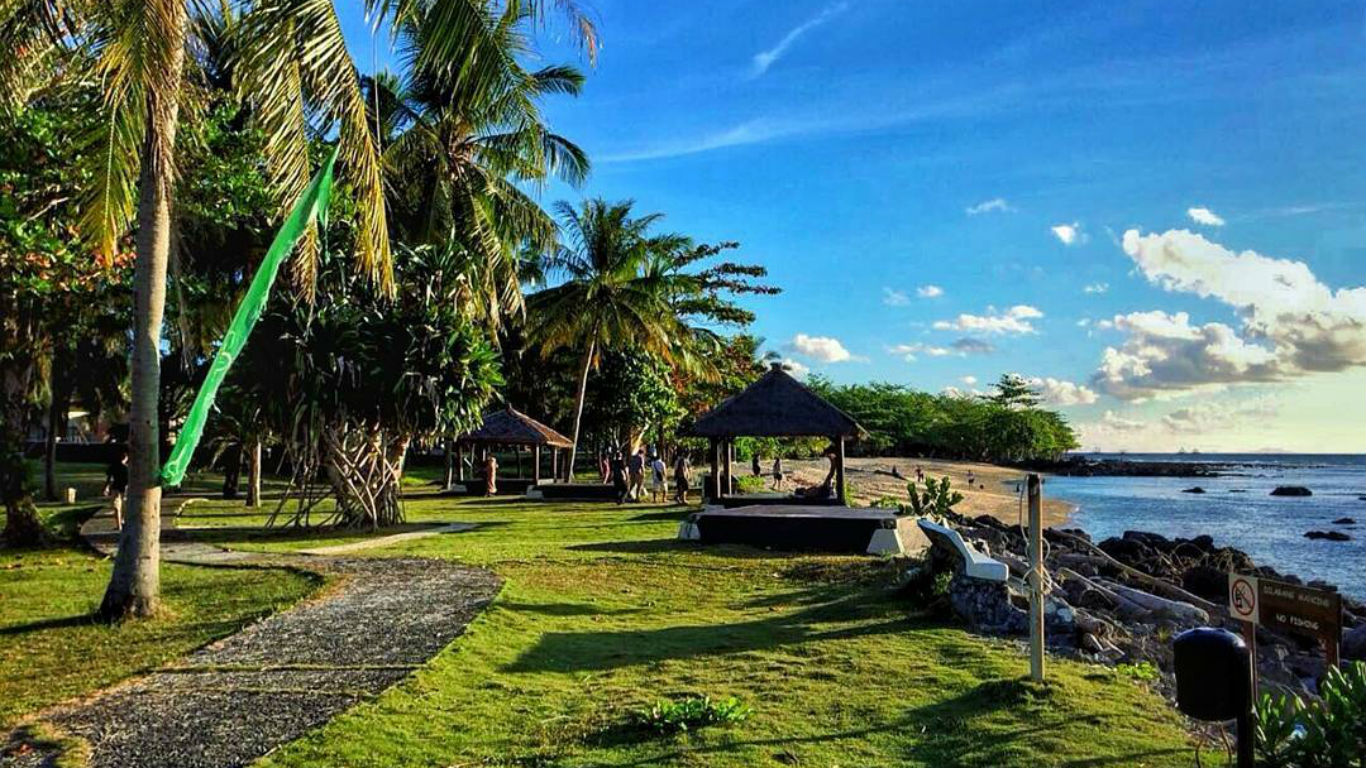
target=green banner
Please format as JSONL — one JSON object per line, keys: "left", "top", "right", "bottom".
{"left": 160, "top": 147, "right": 338, "bottom": 486}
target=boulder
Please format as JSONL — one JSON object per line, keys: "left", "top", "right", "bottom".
{"left": 1344, "top": 624, "right": 1366, "bottom": 662}
{"left": 1270, "top": 486, "right": 1312, "bottom": 497}
{"left": 1304, "top": 530, "right": 1351, "bottom": 541}
{"left": 1181, "top": 487, "right": 1206, "bottom": 494}
{"left": 1332, "top": 517, "right": 1356, "bottom": 525}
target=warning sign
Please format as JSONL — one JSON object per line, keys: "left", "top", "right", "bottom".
{"left": 1228, "top": 574, "right": 1259, "bottom": 623}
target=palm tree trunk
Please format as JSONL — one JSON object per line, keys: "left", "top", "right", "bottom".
{"left": 99, "top": 16, "right": 187, "bottom": 620}
{"left": 565, "top": 341, "right": 595, "bottom": 482}
{"left": 245, "top": 437, "right": 262, "bottom": 508}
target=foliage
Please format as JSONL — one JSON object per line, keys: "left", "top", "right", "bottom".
{"left": 582, "top": 350, "right": 683, "bottom": 448}
{"left": 905, "top": 476, "right": 964, "bottom": 520}
{"left": 806, "top": 377, "right": 1080, "bottom": 463}
{"left": 632, "top": 695, "right": 752, "bottom": 735}
{"left": 1255, "top": 661, "right": 1366, "bottom": 768}
{"left": 1114, "top": 661, "right": 1160, "bottom": 682}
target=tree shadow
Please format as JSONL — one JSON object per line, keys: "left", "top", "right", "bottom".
{"left": 0, "top": 614, "right": 97, "bottom": 637}
{"left": 497, "top": 600, "right": 645, "bottom": 618}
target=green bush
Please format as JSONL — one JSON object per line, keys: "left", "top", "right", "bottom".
{"left": 633, "top": 695, "right": 752, "bottom": 735}
{"left": 1255, "top": 661, "right": 1366, "bottom": 767}
{"left": 1115, "top": 661, "right": 1160, "bottom": 682}
{"left": 904, "top": 477, "right": 963, "bottom": 520}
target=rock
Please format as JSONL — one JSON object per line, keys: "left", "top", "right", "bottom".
{"left": 1181, "top": 487, "right": 1206, "bottom": 494}
{"left": 1332, "top": 517, "right": 1356, "bottom": 525}
{"left": 1304, "top": 530, "right": 1351, "bottom": 541}
{"left": 1227, "top": 489, "right": 1248, "bottom": 493}
{"left": 1270, "top": 486, "right": 1312, "bottom": 497}
{"left": 1343, "top": 624, "right": 1366, "bottom": 662}
{"left": 1181, "top": 565, "right": 1231, "bottom": 603}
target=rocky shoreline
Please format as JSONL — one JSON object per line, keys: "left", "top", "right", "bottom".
{"left": 919, "top": 510, "right": 1365, "bottom": 699}
{"left": 1022, "top": 457, "right": 1230, "bottom": 477}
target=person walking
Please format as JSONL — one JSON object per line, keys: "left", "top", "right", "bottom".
{"left": 103, "top": 444, "right": 129, "bottom": 530}
{"left": 672, "top": 452, "right": 690, "bottom": 505}
{"left": 771, "top": 456, "right": 785, "bottom": 492}
{"left": 599, "top": 450, "right": 610, "bottom": 484}
{"left": 751, "top": 452, "right": 761, "bottom": 477}
{"left": 649, "top": 453, "right": 668, "bottom": 503}
{"left": 610, "top": 450, "right": 629, "bottom": 504}
{"left": 484, "top": 451, "right": 499, "bottom": 496}
{"left": 627, "top": 447, "right": 646, "bottom": 502}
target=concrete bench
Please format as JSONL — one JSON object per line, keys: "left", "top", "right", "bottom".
{"left": 916, "top": 518, "right": 1008, "bottom": 582}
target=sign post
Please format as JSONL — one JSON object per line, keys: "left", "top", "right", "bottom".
{"left": 1227, "top": 573, "right": 1344, "bottom": 686}
{"left": 1027, "top": 474, "right": 1044, "bottom": 683}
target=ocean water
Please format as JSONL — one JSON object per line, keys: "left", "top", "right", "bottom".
{"left": 1044, "top": 454, "right": 1365, "bottom": 601}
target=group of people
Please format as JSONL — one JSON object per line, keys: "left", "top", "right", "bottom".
{"left": 601, "top": 447, "right": 691, "bottom": 504}
{"left": 749, "top": 453, "right": 787, "bottom": 491}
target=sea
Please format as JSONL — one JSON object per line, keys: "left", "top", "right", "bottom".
{"left": 1045, "top": 453, "right": 1365, "bottom": 601}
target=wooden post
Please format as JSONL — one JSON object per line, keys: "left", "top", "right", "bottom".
{"left": 835, "top": 436, "right": 847, "bottom": 505}
{"left": 725, "top": 440, "right": 734, "bottom": 496}
{"left": 533, "top": 445, "right": 541, "bottom": 485}
{"left": 1242, "top": 620, "right": 1259, "bottom": 693}
{"left": 552, "top": 448, "right": 560, "bottom": 482}
{"left": 1027, "top": 473, "right": 1045, "bottom": 682}
{"left": 456, "top": 442, "right": 465, "bottom": 482}
{"left": 709, "top": 438, "right": 720, "bottom": 501}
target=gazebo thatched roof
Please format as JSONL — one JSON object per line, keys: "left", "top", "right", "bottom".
{"left": 459, "top": 406, "right": 573, "bottom": 448}
{"left": 681, "top": 363, "right": 863, "bottom": 439}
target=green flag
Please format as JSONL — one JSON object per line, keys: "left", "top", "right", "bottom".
{"left": 160, "top": 147, "right": 338, "bottom": 486}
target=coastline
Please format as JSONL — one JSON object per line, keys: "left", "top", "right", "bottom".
{"left": 773, "top": 456, "right": 1076, "bottom": 528}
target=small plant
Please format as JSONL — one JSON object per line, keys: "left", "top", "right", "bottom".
{"left": 1115, "top": 661, "right": 1159, "bottom": 682}
{"left": 1254, "top": 661, "right": 1366, "bottom": 768}
{"left": 633, "top": 695, "right": 752, "bottom": 735}
{"left": 905, "top": 476, "right": 964, "bottom": 520}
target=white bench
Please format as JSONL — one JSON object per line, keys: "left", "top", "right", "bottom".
{"left": 916, "top": 519, "right": 1008, "bottom": 582}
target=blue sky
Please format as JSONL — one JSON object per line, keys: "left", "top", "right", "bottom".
{"left": 341, "top": 1, "right": 1366, "bottom": 452}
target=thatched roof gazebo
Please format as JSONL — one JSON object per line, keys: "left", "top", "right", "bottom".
{"left": 681, "top": 362, "right": 863, "bottom": 505}
{"left": 455, "top": 406, "right": 572, "bottom": 486}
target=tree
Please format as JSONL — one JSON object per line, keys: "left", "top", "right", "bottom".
{"left": 986, "top": 373, "right": 1041, "bottom": 410}
{"left": 0, "top": 0, "right": 596, "bottom": 618}
{"left": 529, "top": 199, "right": 694, "bottom": 478}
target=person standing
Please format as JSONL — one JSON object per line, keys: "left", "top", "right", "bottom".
{"left": 672, "top": 452, "right": 690, "bottom": 505}
{"left": 104, "top": 444, "right": 129, "bottom": 530}
{"left": 771, "top": 456, "right": 785, "bottom": 492}
{"left": 610, "top": 450, "right": 629, "bottom": 504}
{"left": 649, "top": 453, "right": 667, "bottom": 503}
{"left": 599, "top": 450, "right": 610, "bottom": 484}
{"left": 484, "top": 451, "right": 499, "bottom": 496}
{"left": 751, "top": 452, "right": 761, "bottom": 477}
{"left": 627, "top": 448, "right": 646, "bottom": 502}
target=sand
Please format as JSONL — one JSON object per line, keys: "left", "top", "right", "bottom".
{"left": 737, "top": 456, "right": 1074, "bottom": 529}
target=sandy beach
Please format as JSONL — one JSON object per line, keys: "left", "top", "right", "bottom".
{"left": 736, "top": 456, "right": 1075, "bottom": 529}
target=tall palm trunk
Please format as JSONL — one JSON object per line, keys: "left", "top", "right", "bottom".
{"left": 99, "top": 14, "right": 187, "bottom": 620}
{"left": 565, "top": 340, "right": 595, "bottom": 482}
{"left": 244, "top": 437, "right": 262, "bottom": 508}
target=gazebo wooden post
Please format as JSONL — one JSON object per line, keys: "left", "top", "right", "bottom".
{"left": 551, "top": 448, "right": 559, "bottom": 482}
{"left": 533, "top": 445, "right": 542, "bottom": 485}
{"left": 516, "top": 446, "right": 524, "bottom": 479}
{"left": 709, "top": 437, "right": 720, "bottom": 500}
{"left": 724, "top": 440, "right": 734, "bottom": 496}
{"left": 835, "top": 436, "right": 847, "bottom": 505}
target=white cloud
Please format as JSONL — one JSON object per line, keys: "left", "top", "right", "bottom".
{"left": 882, "top": 287, "right": 910, "bottom": 306}
{"left": 951, "top": 337, "right": 996, "bottom": 355}
{"left": 890, "top": 337, "right": 995, "bottom": 361}
{"left": 1083, "top": 282, "right": 1109, "bottom": 294}
{"left": 917, "top": 284, "right": 944, "bottom": 298}
{"left": 1022, "top": 376, "right": 1100, "bottom": 406}
{"left": 934, "top": 305, "right": 1043, "bottom": 335}
{"left": 965, "top": 198, "right": 1014, "bottom": 215}
{"left": 1161, "top": 399, "right": 1277, "bottom": 433}
{"left": 960, "top": 375, "right": 978, "bottom": 385}
{"left": 751, "top": 2, "right": 849, "bottom": 77}
{"left": 1187, "top": 206, "right": 1226, "bottom": 226}
{"left": 1091, "top": 229, "right": 1366, "bottom": 399}
{"left": 1101, "top": 410, "right": 1147, "bottom": 432}
{"left": 788, "top": 333, "right": 854, "bottom": 363}
{"left": 779, "top": 358, "right": 810, "bottom": 379}
{"left": 1077, "top": 318, "right": 1091, "bottom": 327}
{"left": 1051, "top": 222, "right": 1081, "bottom": 245}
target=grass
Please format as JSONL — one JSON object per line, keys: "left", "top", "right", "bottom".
{"left": 0, "top": 464, "right": 321, "bottom": 728}
{"left": 180, "top": 494, "right": 1197, "bottom": 767}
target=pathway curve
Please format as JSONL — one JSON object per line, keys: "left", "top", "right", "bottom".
{"left": 3, "top": 499, "right": 498, "bottom": 768}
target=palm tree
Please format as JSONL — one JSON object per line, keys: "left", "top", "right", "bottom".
{"left": 529, "top": 199, "right": 693, "bottom": 479}
{"left": 0, "top": 0, "right": 596, "bottom": 619}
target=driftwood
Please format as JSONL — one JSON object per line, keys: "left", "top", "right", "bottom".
{"left": 1050, "top": 529, "right": 1221, "bottom": 614}
{"left": 1098, "top": 578, "right": 1210, "bottom": 624}
{"left": 1058, "top": 568, "right": 1146, "bottom": 617}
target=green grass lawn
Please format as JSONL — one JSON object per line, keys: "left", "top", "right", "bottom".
{"left": 183, "top": 495, "right": 1197, "bottom": 767}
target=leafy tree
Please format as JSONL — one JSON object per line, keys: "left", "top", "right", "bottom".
{"left": 583, "top": 350, "right": 683, "bottom": 451}
{"left": 985, "top": 373, "right": 1041, "bottom": 409}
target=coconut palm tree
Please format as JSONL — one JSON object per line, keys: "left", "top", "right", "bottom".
{"left": 0, "top": 0, "right": 596, "bottom": 619}
{"left": 529, "top": 199, "right": 695, "bottom": 479}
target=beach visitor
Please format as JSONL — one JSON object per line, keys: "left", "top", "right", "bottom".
{"left": 627, "top": 448, "right": 646, "bottom": 501}
{"left": 484, "top": 451, "right": 499, "bottom": 496}
{"left": 673, "top": 453, "right": 690, "bottom": 504}
{"left": 751, "top": 453, "right": 761, "bottom": 476}
{"left": 103, "top": 444, "right": 129, "bottom": 530}
{"left": 966, "top": 469, "right": 975, "bottom": 488}
{"left": 650, "top": 453, "right": 667, "bottom": 503}
{"left": 610, "top": 450, "right": 629, "bottom": 504}
{"left": 915, "top": 465, "right": 924, "bottom": 484}
{"left": 599, "top": 450, "right": 611, "bottom": 484}
{"left": 771, "top": 456, "right": 785, "bottom": 492}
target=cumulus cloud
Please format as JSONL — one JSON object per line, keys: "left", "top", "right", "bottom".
{"left": 934, "top": 305, "right": 1043, "bottom": 335}
{"left": 1083, "top": 282, "right": 1108, "bottom": 294}
{"left": 1187, "top": 207, "right": 1226, "bottom": 226}
{"left": 788, "top": 333, "right": 854, "bottom": 363}
{"left": 960, "top": 375, "right": 978, "bottom": 385}
{"left": 891, "top": 337, "right": 995, "bottom": 361}
{"left": 1024, "top": 376, "right": 1099, "bottom": 406}
{"left": 751, "top": 2, "right": 848, "bottom": 77}
{"left": 1091, "top": 229, "right": 1366, "bottom": 399}
{"left": 917, "top": 284, "right": 944, "bottom": 298}
{"left": 951, "top": 337, "right": 996, "bottom": 355}
{"left": 1100, "top": 410, "right": 1146, "bottom": 431}
{"left": 1161, "top": 399, "right": 1276, "bottom": 433}
{"left": 965, "top": 198, "right": 1014, "bottom": 215}
{"left": 882, "top": 287, "right": 910, "bottom": 306}
{"left": 779, "top": 358, "right": 810, "bottom": 379}
{"left": 1051, "top": 222, "right": 1081, "bottom": 245}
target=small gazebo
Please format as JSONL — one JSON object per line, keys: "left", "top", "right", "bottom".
{"left": 682, "top": 362, "right": 863, "bottom": 505}
{"left": 454, "top": 405, "right": 573, "bottom": 488}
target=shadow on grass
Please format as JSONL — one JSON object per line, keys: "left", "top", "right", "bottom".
{"left": 504, "top": 588, "right": 915, "bottom": 674}
{"left": 497, "top": 600, "right": 646, "bottom": 618}
{"left": 0, "top": 614, "right": 97, "bottom": 637}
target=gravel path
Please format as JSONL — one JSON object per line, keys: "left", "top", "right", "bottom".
{"left": 3, "top": 501, "right": 499, "bottom": 768}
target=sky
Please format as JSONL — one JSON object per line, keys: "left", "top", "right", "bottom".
{"left": 339, "top": 0, "right": 1366, "bottom": 453}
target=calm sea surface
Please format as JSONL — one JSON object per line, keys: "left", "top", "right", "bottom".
{"left": 1045, "top": 454, "right": 1365, "bottom": 601}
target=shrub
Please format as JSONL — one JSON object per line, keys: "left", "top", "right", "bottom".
{"left": 633, "top": 695, "right": 752, "bottom": 735}
{"left": 1255, "top": 661, "right": 1366, "bottom": 767}
{"left": 1115, "top": 661, "right": 1159, "bottom": 682}
{"left": 904, "top": 476, "right": 964, "bottom": 520}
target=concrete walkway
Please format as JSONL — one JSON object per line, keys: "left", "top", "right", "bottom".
{"left": 3, "top": 499, "right": 497, "bottom": 768}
